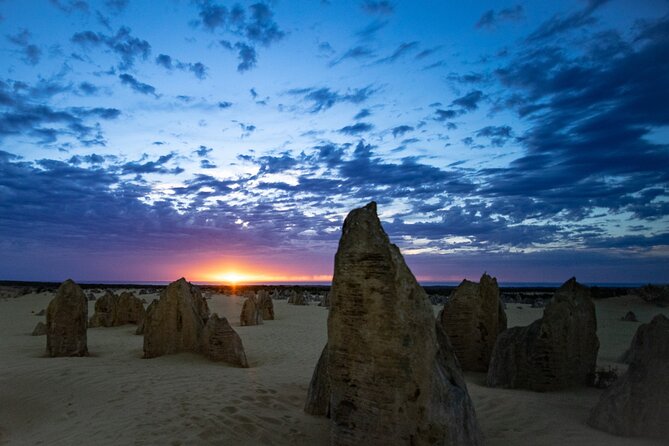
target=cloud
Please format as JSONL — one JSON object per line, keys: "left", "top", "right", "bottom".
{"left": 195, "top": 1, "right": 284, "bottom": 45}
{"left": 361, "top": 1, "right": 394, "bottom": 15}
{"left": 476, "top": 5, "right": 524, "bottom": 29}
{"left": 49, "top": 0, "right": 89, "bottom": 13}
{"left": 452, "top": 90, "right": 484, "bottom": 111}
{"left": 155, "top": 53, "right": 208, "bottom": 79}
{"left": 475, "top": 125, "right": 514, "bottom": 147}
{"left": 288, "top": 86, "right": 376, "bottom": 113}
{"left": 355, "top": 19, "right": 388, "bottom": 39}
{"left": 71, "top": 26, "right": 151, "bottom": 70}
{"left": 245, "top": 2, "right": 285, "bottom": 46}
{"left": 354, "top": 108, "right": 371, "bottom": 120}
{"left": 480, "top": 14, "right": 669, "bottom": 223}
{"left": 0, "top": 79, "right": 119, "bottom": 146}
{"left": 391, "top": 125, "right": 413, "bottom": 138}
{"left": 193, "top": 1, "right": 284, "bottom": 72}
{"left": 78, "top": 81, "right": 99, "bottom": 95}
{"left": 234, "top": 42, "right": 257, "bottom": 71}
{"left": 121, "top": 152, "right": 183, "bottom": 175}
{"left": 200, "top": 159, "right": 217, "bottom": 169}
{"left": 434, "top": 109, "right": 458, "bottom": 121}
{"left": 119, "top": 73, "right": 158, "bottom": 96}
{"left": 375, "top": 41, "right": 418, "bottom": 64}
{"left": 238, "top": 122, "right": 256, "bottom": 137}
{"left": 526, "top": 0, "right": 610, "bottom": 42}
{"left": 195, "top": 145, "right": 213, "bottom": 157}
{"left": 338, "top": 122, "right": 374, "bottom": 135}
{"left": 329, "top": 45, "right": 376, "bottom": 66}
{"left": 105, "top": 0, "right": 128, "bottom": 12}
{"left": 6, "top": 30, "right": 42, "bottom": 65}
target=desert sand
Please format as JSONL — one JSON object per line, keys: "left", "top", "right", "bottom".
{"left": 0, "top": 290, "right": 667, "bottom": 445}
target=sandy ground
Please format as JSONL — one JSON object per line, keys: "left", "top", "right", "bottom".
{"left": 0, "top": 291, "right": 667, "bottom": 445}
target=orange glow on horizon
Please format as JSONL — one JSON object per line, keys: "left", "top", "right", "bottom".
{"left": 206, "top": 270, "right": 332, "bottom": 284}
{"left": 183, "top": 260, "right": 332, "bottom": 284}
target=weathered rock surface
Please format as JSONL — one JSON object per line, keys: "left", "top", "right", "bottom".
{"left": 240, "top": 296, "right": 263, "bottom": 326}
{"left": 304, "top": 345, "right": 330, "bottom": 416}
{"left": 88, "top": 291, "right": 116, "bottom": 327}
{"left": 438, "top": 273, "right": 507, "bottom": 372}
{"left": 89, "top": 291, "right": 146, "bottom": 327}
{"left": 287, "top": 291, "right": 307, "bottom": 305}
{"left": 306, "top": 202, "right": 482, "bottom": 445}
{"left": 46, "top": 279, "right": 88, "bottom": 357}
{"left": 256, "top": 290, "right": 274, "bottom": 320}
{"left": 318, "top": 292, "right": 330, "bottom": 307}
{"left": 588, "top": 314, "right": 669, "bottom": 439}
{"left": 116, "top": 291, "right": 146, "bottom": 324}
{"left": 487, "top": 278, "right": 599, "bottom": 391}
{"left": 143, "top": 279, "right": 248, "bottom": 367}
{"left": 143, "top": 278, "right": 210, "bottom": 358}
{"left": 200, "top": 314, "right": 249, "bottom": 367}
{"left": 32, "top": 321, "right": 47, "bottom": 336}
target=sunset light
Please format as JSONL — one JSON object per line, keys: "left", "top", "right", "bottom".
{"left": 213, "top": 271, "right": 251, "bottom": 284}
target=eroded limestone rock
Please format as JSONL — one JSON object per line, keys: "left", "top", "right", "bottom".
{"left": 588, "top": 314, "right": 669, "bottom": 439}
{"left": 46, "top": 279, "right": 88, "bottom": 357}
{"left": 306, "top": 202, "right": 482, "bottom": 445}
{"left": 142, "top": 279, "right": 248, "bottom": 367}
{"left": 256, "top": 290, "right": 274, "bottom": 320}
{"left": 438, "top": 273, "right": 507, "bottom": 372}
{"left": 200, "top": 313, "right": 249, "bottom": 367}
{"left": 486, "top": 278, "right": 599, "bottom": 391}
{"left": 143, "top": 278, "right": 210, "bottom": 358}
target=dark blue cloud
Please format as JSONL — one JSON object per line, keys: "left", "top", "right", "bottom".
{"left": 476, "top": 5, "right": 524, "bottom": 29}
{"left": 361, "top": 1, "right": 394, "bottom": 16}
{"left": 155, "top": 53, "right": 208, "bottom": 79}
{"left": 218, "top": 101, "right": 232, "bottom": 109}
{"left": 119, "top": 73, "right": 158, "bottom": 96}
{"left": 452, "top": 90, "right": 484, "bottom": 111}
{"left": 475, "top": 125, "right": 514, "bottom": 147}
{"left": 121, "top": 152, "right": 183, "bottom": 175}
{"left": 287, "top": 86, "right": 376, "bottom": 113}
{"left": 434, "top": 109, "right": 458, "bottom": 121}
{"left": 355, "top": 19, "right": 388, "bottom": 39}
{"left": 193, "top": 1, "right": 283, "bottom": 72}
{"left": 354, "top": 108, "right": 371, "bottom": 120}
{"left": 391, "top": 125, "right": 413, "bottom": 138}
{"left": 0, "top": 79, "right": 118, "bottom": 146}
{"left": 105, "top": 0, "right": 128, "bottom": 12}
{"left": 526, "top": 0, "right": 609, "bottom": 42}
{"left": 375, "top": 41, "right": 418, "bottom": 64}
{"left": 200, "top": 159, "right": 217, "bottom": 169}
{"left": 195, "top": 145, "right": 213, "bottom": 157}
{"left": 479, "top": 14, "right": 669, "bottom": 222}
{"left": 78, "top": 81, "right": 99, "bottom": 95}
{"left": 6, "top": 30, "right": 42, "bottom": 65}
{"left": 49, "top": 0, "right": 89, "bottom": 13}
{"left": 329, "top": 45, "right": 375, "bottom": 66}
{"left": 245, "top": 2, "right": 285, "bottom": 46}
{"left": 339, "top": 122, "right": 374, "bottom": 135}
{"left": 234, "top": 42, "right": 257, "bottom": 71}
{"left": 71, "top": 26, "right": 151, "bottom": 70}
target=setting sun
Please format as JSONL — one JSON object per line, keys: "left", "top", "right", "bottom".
{"left": 213, "top": 272, "right": 251, "bottom": 284}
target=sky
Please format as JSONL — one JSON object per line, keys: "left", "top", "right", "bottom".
{"left": 0, "top": 0, "right": 668, "bottom": 284}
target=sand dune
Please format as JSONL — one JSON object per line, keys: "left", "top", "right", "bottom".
{"left": 0, "top": 292, "right": 666, "bottom": 445}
